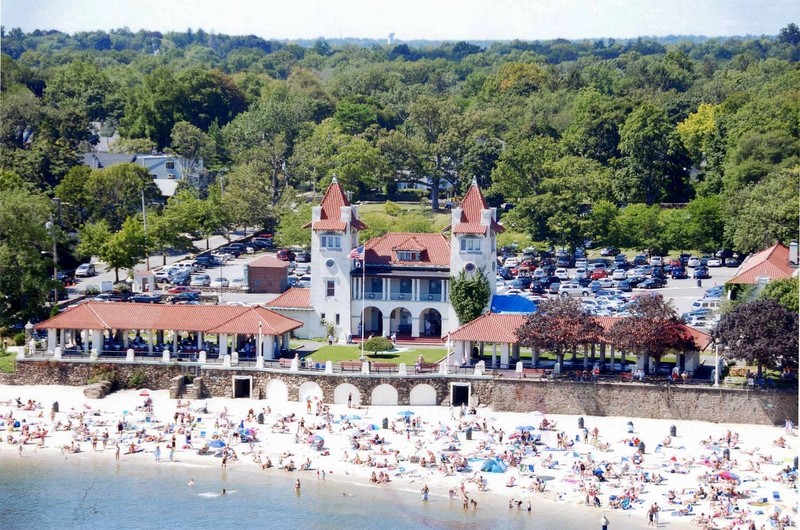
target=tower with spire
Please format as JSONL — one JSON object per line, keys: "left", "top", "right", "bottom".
{"left": 447, "top": 178, "right": 504, "bottom": 329}
{"left": 306, "top": 177, "right": 367, "bottom": 340}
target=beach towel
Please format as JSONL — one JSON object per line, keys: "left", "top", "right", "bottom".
{"left": 772, "top": 491, "right": 781, "bottom": 500}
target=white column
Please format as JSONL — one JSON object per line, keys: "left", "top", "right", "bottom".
{"left": 47, "top": 329, "right": 56, "bottom": 352}
{"left": 465, "top": 341, "right": 472, "bottom": 365}
{"left": 59, "top": 329, "right": 66, "bottom": 348}
{"left": 382, "top": 278, "right": 388, "bottom": 300}
{"left": 382, "top": 314, "right": 390, "bottom": 336}
{"left": 491, "top": 344, "right": 497, "bottom": 367}
{"left": 148, "top": 330, "right": 154, "bottom": 354}
{"left": 173, "top": 333, "right": 179, "bottom": 354}
{"left": 83, "top": 331, "right": 89, "bottom": 353}
{"left": 411, "top": 316, "right": 420, "bottom": 338}
{"left": 219, "top": 334, "right": 229, "bottom": 357}
{"left": 454, "top": 341, "right": 464, "bottom": 365}
{"left": 196, "top": 332, "right": 203, "bottom": 349}
{"left": 92, "top": 330, "right": 102, "bottom": 352}
{"left": 500, "top": 343, "right": 510, "bottom": 366}
{"left": 266, "top": 335, "right": 275, "bottom": 359}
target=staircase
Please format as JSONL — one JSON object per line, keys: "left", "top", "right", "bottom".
{"left": 176, "top": 382, "right": 194, "bottom": 399}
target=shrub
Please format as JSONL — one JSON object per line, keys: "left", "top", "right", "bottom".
{"left": 13, "top": 333, "right": 25, "bottom": 346}
{"left": 364, "top": 336, "right": 394, "bottom": 356}
{"left": 127, "top": 369, "right": 148, "bottom": 389}
{"left": 383, "top": 200, "right": 402, "bottom": 216}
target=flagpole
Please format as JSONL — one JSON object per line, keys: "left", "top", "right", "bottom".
{"left": 361, "top": 253, "right": 365, "bottom": 358}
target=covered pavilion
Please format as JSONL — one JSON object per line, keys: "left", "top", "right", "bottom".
{"left": 448, "top": 313, "right": 711, "bottom": 373}
{"left": 33, "top": 302, "right": 302, "bottom": 363}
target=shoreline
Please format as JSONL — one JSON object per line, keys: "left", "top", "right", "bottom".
{"left": 1, "top": 384, "right": 796, "bottom": 529}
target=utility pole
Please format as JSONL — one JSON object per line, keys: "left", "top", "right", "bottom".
{"left": 141, "top": 190, "right": 151, "bottom": 270}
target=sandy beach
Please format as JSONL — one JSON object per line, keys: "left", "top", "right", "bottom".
{"left": 0, "top": 384, "right": 796, "bottom": 529}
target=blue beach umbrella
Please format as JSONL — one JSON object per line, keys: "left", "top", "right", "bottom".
{"left": 208, "top": 439, "right": 226, "bottom": 448}
{"left": 398, "top": 411, "right": 415, "bottom": 417}
{"left": 516, "top": 425, "right": 537, "bottom": 431}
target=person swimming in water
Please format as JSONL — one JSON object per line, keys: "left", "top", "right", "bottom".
{"left": 188, "top": 479, "right": 195, "bottom": 487}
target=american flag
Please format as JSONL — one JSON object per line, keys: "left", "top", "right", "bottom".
{"left": 347, "top": 245, "right": 365, "bottom": 260}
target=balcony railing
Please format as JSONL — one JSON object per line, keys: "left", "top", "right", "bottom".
{"left": 359, "top": 291, "right": 443, "bottom": 302}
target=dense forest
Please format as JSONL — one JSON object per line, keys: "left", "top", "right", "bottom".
{"left": 0, "top": 25, "right": 798, "bottom": 325}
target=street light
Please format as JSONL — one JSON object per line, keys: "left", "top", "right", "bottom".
{"left": 714, "top": 341, "right": 720, "bottom": 387}
{"left": 45, "top": 216, "right": 58, "bottom": 304}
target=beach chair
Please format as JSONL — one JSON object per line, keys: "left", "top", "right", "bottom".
{"left": 772, "top": 491, "right": 781, "bottom": 500}
{"left": 620, "top": 498, "right": 631, "bottom": 510}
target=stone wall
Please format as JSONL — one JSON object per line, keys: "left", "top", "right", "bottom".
{"left": 491, "top": 379, "right": 797, "bottom": 426}
{"left": 3, "top": 360, "right": 794, "bottom": 425}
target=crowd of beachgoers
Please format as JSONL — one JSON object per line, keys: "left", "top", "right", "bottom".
{"left": 0, "top": 385, "right": 796, "bottom": 529}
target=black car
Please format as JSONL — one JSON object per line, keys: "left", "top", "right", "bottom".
{"left": 556, "top": 256, "right": 573, "bottom": 268}
{"left": 511, "top": 277, "right": 532, "bottom": 290}
{"left": 170, "top": 292, "right": 200, "bottom": 304}
{"left": 219, "top": 246, "right": 242, "bottom": 258}
{"left": 639, "top": 277, "right": 667, "bottom": 289}
{"left": 693, "top": 266, "right": 710, "bottom": 279}
{"left": 295, "top": 251, "right": 311, "bottom": 263}
{"left": 539, "top": 264, "right": 556, "bottom": 276}
{"left": 93, "top": 292, "right": 131, "bottom": 302}
{"left": 615, "top": 280, "right": 632, "bottom": 292}
{"left": 497, "top": 267, "right": 514, "bottom": 281}
{"left": 651, "top": 267, "right": 667, "bottom": 279}
{"left": 540, "top": 276, "right": 561, "bottom": 288}
{"left": 195, "top": 255, "right": 221, "bottom": 267}
{"left": 626, "top": 275, "right": 647, "bottom": 287}
{"left": 129, "top": 294, "right": 162, "bottom": 303}
{"left": 600, "top": 247, "right": 620, "bottom": 257}
{"left": 724, "top": 257, "right": 740, "bottom": 267}
{"left": 575, "top": 277, "right": 593, "bottom": 287}
{"left": 529, "top": 280, "right": 545, "bottom": 294}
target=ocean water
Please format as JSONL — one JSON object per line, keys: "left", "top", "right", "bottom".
{"left": 0, "top": 454, "right": 611, "bottom": 529}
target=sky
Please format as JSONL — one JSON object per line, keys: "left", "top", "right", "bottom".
{"left": 1, "top": 0, "right": 797, "bottom": 41}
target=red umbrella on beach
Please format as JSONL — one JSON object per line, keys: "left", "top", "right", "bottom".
{"left": 139, "top": 389, "right": 150, "bottom": 397}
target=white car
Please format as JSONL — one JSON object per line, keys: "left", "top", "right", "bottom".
{"left": 611, "top": 268, "right": 627, "bottom": 280}
{"left": 504, "top": 257, "right": 518, "bottom": 268}
{"left": 294, "top": 264, "right": 311, "bottom": 277}
{"left": 574, "top": 267, "right": 588, "bottom": 279}
{"left": 649, "top": 256, "right": 663, "bottom": 266}
{"left": 707, "top": 257, "right": 723, "bottom": 267}
{"left": 687, "top": 256, "right": 701, "bottom": 267}
{"left": 554, "top": 268, "right": 570, "bottom": 280}
{"left": 575, "top": 258, "right": 588, "bottom": 269}
{"left": 189, "top": 274, "right": 210, "bottom": 287}
{"left": 533, "top": 268, "right": 545, "bottom": 279}
{"left": 229, "top": 278, "right": 246, "bottom": 290}
{"left": 559, "top": 283, "right": 591, "bottom": 297}
{"left": 75, "top": 263, "right": 96, "bottom": 277}
{"left": 210, "top": 277, "right": 229, "bottom": 288}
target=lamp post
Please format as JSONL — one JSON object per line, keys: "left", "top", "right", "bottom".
{"left": 714, "top": 341, "right": 721, "bottom": 387}
{"left": 45, "top": 216, "right": 58, "bottom": 304}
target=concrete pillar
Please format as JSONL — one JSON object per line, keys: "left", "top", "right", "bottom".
{"left": 382, "top": 278, "right": 389, "bottom": 300}
{"left": 609, "top": 345, "right": 615, "bottom": 367}
{"left": 411, "top": 316, "right": 420, "bottom": 338}
{"left": 473, "top": 361, "right": 483, "bottom": 377}
{"left": 90, "top": 347, "right": 98, "bottom": 360}
{"left": 219, "top": 334, "right": 229, "bottom": 357}
{"left": 599, "top": 343, "right": 606, "bottom": 364}
{"left": 500, "top": 343, "right": 510, "bottom": 367}
{"left": 162, "top": 349, "right": 170, "bottom": 362}
{"left": 83, "top": 331, "right": 89, "bottom": 353}
{"left": 515, "top": 361, "right": 523, "bottom": 376}
{"left": 47, "top": 329, "right": 56, "bottom": 351}
{"left": 231, "top": 350, "right": 239, "bottom": 365}
{"left": 197, "top": 332, "right": 203, "bottom": 349}
{"left": 439, "top": 362, "right": 448, "bottom": 375}
{"left": 173, "top": 332, "right": 179, "bottom": 354}
{"left": 199, "top": 350, "right": 207, "bottom": 364}
{"left": 454, "top": 341, "right": 464, "bottom": 366}
{"left": 123, "top": 332, "right": 129, "bottom": 348}
{"left": 53, "top": 347, "right": 62, "bottom": 360}
{"left": 148, "top": 330, "right": 154, "bottom": 354}
{"left": 126, "top": 348, "right": 134, "bottom": 362}
{"left": 325, "top": 361, "right": 333, "bottom": 374}
{"left": 382, "top": 314, "right": 390, "bottom": 336}
{"left": 464, "top": 341, "right": 472, "bottom": 365}
{"left": 361, "top": 361, "right": 370, "bottom": 374}
{"left": 255, "top": 355, "right": 264, "bottom": 369}
{"left": 283, "top": 332, "right": 290, "bottom": 350}
{"left": 59, "top": 329, "right": 66, "bottom": 349}
{"left": 532, "top": 348, "right": 540, "bottom": 368}
{"left": 290, "top": 355, "right": 299, "bottom": 372}
{"left": 492, "top": 344, "right": 497, "bottom": 367}
{"left": 398, "top": 363, "right": 407, "bottom": 375}
{"left": 266, "top": 335, "right": 275, "bottom": 359}
{"left": 223, "top": 354, "right": 231, "bottom": 367}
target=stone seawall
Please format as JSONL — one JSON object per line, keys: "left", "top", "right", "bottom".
{"left": 2, "top": 361, "right": 795, "bottom": 425}
{"left": 491, "top": 379, "right": 797, "bottom": 426}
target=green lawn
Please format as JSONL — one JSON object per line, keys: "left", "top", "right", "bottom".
{"left": 305, "top": 344, "right": 446, "bottom": 365}
{"left": 0, "top": 351, "right": 16, "bottom": 373}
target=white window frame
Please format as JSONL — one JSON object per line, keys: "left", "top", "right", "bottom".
{"left": 460, "top": 237, "right": 481, "bottom": 253}
{"left": 396, "top": 250, "right": 419, "bottom": 261}
{"left": 320, "top": 233, "right": 342, "bottom": 250}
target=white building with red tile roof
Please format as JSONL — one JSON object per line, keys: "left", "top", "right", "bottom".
{"left": 727, "top": 242, "right": 798, "bottom": 286}
{"left": 271, "top": 177, "right": 503, "bottom": 340}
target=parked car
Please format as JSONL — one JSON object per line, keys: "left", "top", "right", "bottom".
{"left": 693, "top": 266, "right": 710, "bottom": 279}
{"left": 560, "top": 283, "right": 591, "bottom": 297}
{"left": 167, "top": 286, "right": 201, "bottom": 295}
{"left": 574, "top": 258, "right": 588, "bottom": 269}
{"left": 639, "top": 277, "right": 667, "bottom": 289}
{"left": 554, "top": 268, "right": 570, "bottom": 280}
{"left": 295, "top": 251, "right": 311, "bottom": 263}
{"left": 276, "top": 248, "right": 297, "bottom": 261}
{"left": 611, "top": 268, "right": 628, "bottom": 280}
{"left": 600, "top": 247, "right": 620, "bottom": 257}
{"left": 129, "top": 293, "right": 162, "bottom": 303}
{"left": 681, "top": 308, "right": 713, "bottom": 321}
{"left": 707, "top": 257, "right": 723, "bottom": 267}
{"left": 687, "top": 256, "right": 701, "bottom": 267}
{"left": 229, "top": 278, "right": 246, "bottom": 290}
{"left": 615, "top": 280, "right": 632, "bottom": 292}
{"left": 529, "top": 280, "right": 546, "bottom": 294}
{"left": 724, "top": 257, "right": 740, "bottom": 267}
{"left": 497, "top": 267, "right": 514, "bottom": 281}
{"left": 633, "top": 254, "right": 648, "bottom": 266}
{"left": 169, "top": 292, "right": 200, "bottom": 304}
{"left": 93, "top": 291, "right": 130, "bottom": 302}
{"left": 510, "top": 277, "right": 533, "bottom": 290}
{"left": 75, "top": 263, "right": 97, "bottom": 277}
{"left": 590, "top": 268, "right": 609, "bottom": 280}
{"left": 670, "top": 266, "right": 688, "bottom": 279}
{"left": 547, "top": 281, "right": 561, "bottom": 294}
{"left": 626, "top": 275, "right": 647, "bottom": 288}
{"left": 210, "top": 277, "right": 229, "bottom": 288}
{"left": 540, "top": 276, "right": 561, "bottom": 288}
{"left": 189, "top": 274, "right": 211, "bottom": 287}
{"left": 649, "top": 256, "right": 663, "bottom": 266}
{"left": 704, "top": 286, "right": 725, "bottom": 299}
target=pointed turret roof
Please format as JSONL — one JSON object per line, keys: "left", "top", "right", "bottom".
{"left": 452, "top": 180, "right": 504, "bottom": 235}
{"left": 305, "top": 178, "right": 368, "bottom": 231}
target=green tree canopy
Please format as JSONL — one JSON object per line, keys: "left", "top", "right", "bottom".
{"left": 449, "top": 268, "right": 490, "bottom": 326}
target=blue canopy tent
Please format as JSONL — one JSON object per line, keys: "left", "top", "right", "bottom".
{"left": 480, "top": 458, "right": 508, "bottom": 473}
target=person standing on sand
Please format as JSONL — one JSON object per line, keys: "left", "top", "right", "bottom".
{"left": 115, "top": 443, "right": 120, "bottom": 461}
{"left": 601, "top": 514, "right": 609, "bottom": 530}
{"left": 421, "top": 484, "right": 429, "bottom": 502}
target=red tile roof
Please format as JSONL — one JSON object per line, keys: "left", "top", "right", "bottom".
{"left": 36, "top": 302, "right": 302, "bottom": 336}
{"left": 448, "top": 314, "right": 711, "bottom": 351}
{"left": 305, "top": 179, "right": 367, "bottom": 231}
{"left": 248, "top": 255, "right": 291, "bottom": 269}
{"left": 264, "top": 288, "right": 312, "bottom": 309}
{"left": 448, "top": 313, "right": 527, "bottom": 343}
{"left": 452, "top": 182, "right": 504, "bottom": 235}
{"left": 727, "top": 243, "right": 796, "bottom": 285}
{"left": 365, "top": 232, "right": 451, "bottom": 267}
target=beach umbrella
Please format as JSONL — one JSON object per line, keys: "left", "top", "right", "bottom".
{"left": 397, "top": 410, "right": 415, "bottom": 417}
{"left": 716, "top": 471, "right": 739, "bottom": 481}
{"left": 516, "top": 425, "right": 537, "bottom": 431}
{"left": 345, "top": 415, "right": 362, "bottom": 421}
{"left": 530, "top": 411, "right": 544, "bottom": 417}
{"left": 208, "top": 439, "right": 226, "bottom": 448}
{"left": 139, "top": 389, "right": 150, "bottom": 397}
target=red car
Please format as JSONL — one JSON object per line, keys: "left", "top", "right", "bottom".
{"left": 276, "top": 249, "right": 296, "bottom": 261}
{"left": 590, "top": 269, "right": 609, "bottom": 280}
{"left": 167, "top": 286, "right": 201, "bottom": 295}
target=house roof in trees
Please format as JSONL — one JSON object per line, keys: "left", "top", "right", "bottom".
{"left": 451, "top": 181, "right": 504, "bottom": 235}
{"left": 365, "top": 232, "right": 450, "bottom": 267}
{"left": 727, "top": 242, "right": 796, "bottom": 285}
{"left": 35, "top": 302, "right": 302, "bottom": 336}
{"left": 264, "top": 288, "right": 312, "bottom": 309}
{"left": 305, "top": 178, "right": 367, "bottom": 231}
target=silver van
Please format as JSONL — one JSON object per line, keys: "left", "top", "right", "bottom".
{"left": 691, "top": 299, "right": 722, "bottom": 310}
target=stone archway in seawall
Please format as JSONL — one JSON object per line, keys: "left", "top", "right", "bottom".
{"left": 409, "top": 383, "right": 437, "bottom": 406}
{"left": 298, "top": 381, "right": 324, "bottom": 403}
{"left": 370, "top": 383, "right": 398, "bottom": 406}
{"left": 265, "top": 379, "right": 288, "bottom": 403}
{"left": 333, "top": 383, "right": 362, "bottom": 407}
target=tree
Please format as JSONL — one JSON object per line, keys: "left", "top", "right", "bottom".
{"left": 43, "top": 59, "right": 117, "bottom": 121}
{"left": 760, "top": 277, "right": 799, "bottom": 315}
{"left": 168, "top": 121, "right": 213, "bottom": 182}
{"left": 83, "top": 163, "right": 161, "bottom": 230}
{"left": 449, "top": 269, "right": 490, "bottom": 326}
{"left": 714, "top": 299, "right": 798, "bottom": 377}
{"left": 147, "top": 210, "right": 195, "bottom": 266}
{"left": 778, "top": 23, "right": 800, "bottom": 45}
{"left": 273, "top": 190, "right": 312, "bottom": 249}
{"left": 121, "top": 66, "right": 187, "bottom": 150}
{"left": 515, "top": 297, "right": 602, "bottom": 374}
{"left": 607, "top": 295, "right": 695, "bottom": 375}
{"left": 363, "top": 336, "right": 394, "bottom": 357}
{"left": 489, "top": 137, "right": 557, "bottom": 201}
{"left": 103, "top": 217, "right": 146, "bottom": 282}
{"left": 222, "top": 161, "right": 276, "bottom": 232}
